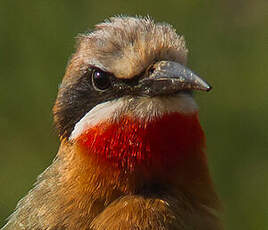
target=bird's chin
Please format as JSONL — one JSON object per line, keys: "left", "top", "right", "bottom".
{"left": 69, "top": 93, "right": 198, "bottom": 141}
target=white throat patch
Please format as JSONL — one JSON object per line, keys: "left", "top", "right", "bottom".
{"left": 69, "top": 94, "right": 198, "bottom": 140}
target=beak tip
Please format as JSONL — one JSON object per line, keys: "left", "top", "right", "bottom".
{"left": 205, "top": 85, "right": 212, "bottom": 92}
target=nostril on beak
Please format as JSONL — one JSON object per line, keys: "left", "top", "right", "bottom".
{"left": 147, "top": 64, "right": 156, "bottom": 76}
{"left": 148, "top": 66, "right": 155, "bottom": 75}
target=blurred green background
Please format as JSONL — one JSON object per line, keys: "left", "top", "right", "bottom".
{"left": 0, "top": 0, "right": 267, "bottom": 229}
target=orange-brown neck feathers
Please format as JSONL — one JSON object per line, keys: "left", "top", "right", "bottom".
{"left": 76, "top": 112, "right": 205, "bottom": 174}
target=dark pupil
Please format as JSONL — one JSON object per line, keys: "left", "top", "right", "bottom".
{"left": 93, "top": 70, "right": 111, "bottom": 90}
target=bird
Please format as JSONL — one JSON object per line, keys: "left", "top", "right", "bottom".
{"left": 2, "top": 16, "right": 223, "bottom": 230}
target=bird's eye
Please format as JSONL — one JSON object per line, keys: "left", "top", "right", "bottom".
{"left": 92, "top": 69, "right": 111, "bottom": 91}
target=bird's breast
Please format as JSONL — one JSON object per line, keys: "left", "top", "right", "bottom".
{"left": 75, "top": 112, "right": 205, "bottom": 175}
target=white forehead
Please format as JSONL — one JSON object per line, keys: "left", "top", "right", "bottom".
{"left": 70, "top": 94, "right": 198, "bottom": 140}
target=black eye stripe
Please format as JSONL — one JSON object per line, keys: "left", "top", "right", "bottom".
{"left": 54, "top": 66, "right": 150, "bottom": 139}
{"left": 54, "top": 68, "right": 115, "bottom": 139}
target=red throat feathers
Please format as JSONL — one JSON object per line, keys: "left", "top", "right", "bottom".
{"left": 76, "top": 112, "right": 206, "bottom": 174}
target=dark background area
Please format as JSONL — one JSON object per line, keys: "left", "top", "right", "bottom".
{"left": 1, "top": 1, "right": 267, "bottom": 229}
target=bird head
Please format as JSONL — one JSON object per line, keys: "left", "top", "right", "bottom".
{"left": 53, "top": 16, "right": 211, "bottom": 177}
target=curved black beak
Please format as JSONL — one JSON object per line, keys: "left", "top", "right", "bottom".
{"left": 140, "top": 61, "right": 211, "bottom": 96}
